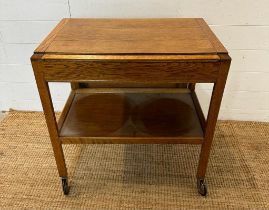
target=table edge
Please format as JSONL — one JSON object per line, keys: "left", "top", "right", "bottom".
{"left": 32, "top": 53, "right": 228, "bottom": 62}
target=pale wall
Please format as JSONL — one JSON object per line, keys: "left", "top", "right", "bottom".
{"left": 0, "top": 0, "right": 268, "bottom": 121}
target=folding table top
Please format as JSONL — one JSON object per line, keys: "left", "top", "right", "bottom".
{"left": 35, "top": 18, "right": 227, "bottom": 56}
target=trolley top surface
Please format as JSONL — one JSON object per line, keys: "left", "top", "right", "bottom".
{"left": 34, "top": 18, "right": 227, "bottom": 56}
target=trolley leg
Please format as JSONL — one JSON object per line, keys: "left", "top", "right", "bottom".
{"left": 196, "top": 56, "right": 230, "bottom": 196}
{"left": 32, "top": 55, "right": 69, "bottom": 195}
{"left": 70, "top": 82, "right": 80, "bottom": 90}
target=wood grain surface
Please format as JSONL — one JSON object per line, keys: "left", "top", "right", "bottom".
{"left": 41, "top": 60, "right": 220, "bottom": 82}
{"left": 59, "top": 92, "right": 204, "bottom": 141}
{"left": 35, "top": 18, "right": 227, "bottom": 55}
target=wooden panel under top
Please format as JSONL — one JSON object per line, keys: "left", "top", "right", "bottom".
{"left": 59, "top": 92, "right": 204, "bottom": 144}
{"left": 41, "top": 60, "right": 220, "bottom": 82}
{"left": 35, "top": 18, "right": 227, "bottom": 55}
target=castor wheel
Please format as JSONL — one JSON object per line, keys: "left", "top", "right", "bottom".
{"left": 197, "top": 179, "right": 207, "bottom": 196}
{"left": 61, "top": 177, "right": 70, "bottom": 195}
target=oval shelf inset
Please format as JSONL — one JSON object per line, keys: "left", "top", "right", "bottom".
{"left": 131, "top": 98, "right": 193, "bottom": 136}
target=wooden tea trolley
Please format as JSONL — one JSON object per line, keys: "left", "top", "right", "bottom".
{"left": 31, "top": 18, "right": 231, "bottom": 196}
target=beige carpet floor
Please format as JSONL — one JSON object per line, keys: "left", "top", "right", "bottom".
{"left": 0, "top": 111, "right": 268, "bottom": 209}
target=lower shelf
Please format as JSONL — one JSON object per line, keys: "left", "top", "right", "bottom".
{"left": 59, "top": 92, "right": 204, "bottom": 144}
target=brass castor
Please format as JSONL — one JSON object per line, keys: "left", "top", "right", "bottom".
{"left": 197, "top": 179, "right": 207, "bottom": 196}
{"left": 61, "top": 177, "right": 70, "bottom": 195}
